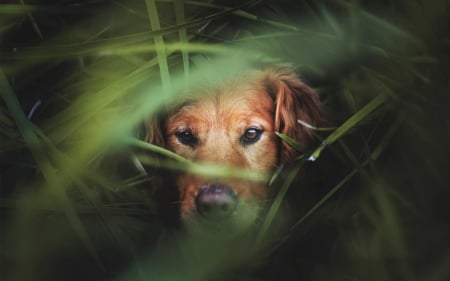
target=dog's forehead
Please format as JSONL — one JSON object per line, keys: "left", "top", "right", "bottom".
{"left": 175, "top": 84, "right": 273, "bottom": 121}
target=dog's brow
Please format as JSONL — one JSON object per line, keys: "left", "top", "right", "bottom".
{"left": 169, "top": 98, "right": 197, "bottom": 115}
{"left": 179, "top": 99, "right": 195, "bottom": 108}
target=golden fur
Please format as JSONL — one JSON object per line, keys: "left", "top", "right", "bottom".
{"left": 147, "top": 66, "right": 323, "bottom": 226}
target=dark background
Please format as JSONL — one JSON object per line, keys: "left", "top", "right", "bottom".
{"left": 1, "top": 1, "right": 449, "bottom": 281}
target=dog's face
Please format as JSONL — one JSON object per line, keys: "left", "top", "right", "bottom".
{"left": 147, "top": 66, "right": 322, "bottom": 230}
{"left": 165, "top": 84, "right": 279, "bottom": 224}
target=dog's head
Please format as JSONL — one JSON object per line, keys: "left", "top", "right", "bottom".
{"left": 146, "top": 65, "right": 323, "bottom": 231}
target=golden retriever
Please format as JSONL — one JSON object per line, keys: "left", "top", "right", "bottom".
{"left": 146, "top": 65, "right": 323, "bottom": 231}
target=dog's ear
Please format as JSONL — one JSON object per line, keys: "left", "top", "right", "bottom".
{"left": 264, "top": 66, "right": 323, "bottom": 164}
{"left": 144, "top": 116, "right": 165, "bottom": 146}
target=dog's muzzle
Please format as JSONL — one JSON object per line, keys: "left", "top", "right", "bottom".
{"left": 195, "top": 184, "right": 238, "bottom": 218}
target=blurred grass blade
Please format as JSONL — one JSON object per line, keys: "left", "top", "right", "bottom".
{"left": 319, "top": 3, "right": 343, "bottom": 38}
{"left": 132, "top": 138, "right": 268, "bottom": 182}
{"left": 279, "top": 116, "right": 404, "bottom": 244}
{"left": 175, "top": 0, "right": 297, "bottom": 31}
{"left": 0, "top": 68, "right": 103, "bottom": 267}
{"left": 0, "top": 4, "right": 34, "bottom": 14}
{"left": 19, "top": 0, "right": 43, "bottom": 39}
{"left": 371, "top": 117, "right": 402, "bottom": 160}
{"left": 337, "top": 0, "right": 421, "bottom": 46}
{"left": 0, "top": 67, "right": 52, "bottom": 182}
{"left": 284, "top": 167, "right": 360, "bottom": 240}
{"left": 3, "top": 0, "right": 264, "bottom": 64}
{"left": 129, "top": 137, "right": 189, "bottom": 164}
{"left": 325, "top": 94, "right": 387, "bottom": 143}
{"left": 255, "top": 163, "right": 304, "bottom": 249}
{"left": 145, "top": 0, "right": 171, "bottom": 94}
{"left": 297, "top": 119, "right": 336, "bottom": 131}
{"left": 174, "top": 0, "right": 190, "bottom": 84}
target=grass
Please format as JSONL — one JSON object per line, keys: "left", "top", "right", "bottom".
{"left": 1, "top": 1, "right": 449, "bottom": 281}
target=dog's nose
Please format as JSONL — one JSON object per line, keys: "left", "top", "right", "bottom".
{"left": 195, "top": 184, "right": 238, "bottom": 217}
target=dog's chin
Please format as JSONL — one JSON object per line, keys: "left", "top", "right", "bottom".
{"left": 182, "top": 203, "right": 261, "bottom": 237}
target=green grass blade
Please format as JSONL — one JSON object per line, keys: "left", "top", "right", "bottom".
{"left": 283, "top": 167, "right": 359, "bottom": 240}
{"left": 129, "top": 137, "right": 190, "bottom": 164}
{"left": 145, "top": 0, "right": 171, "bottom": 94}
{"left": 0, "top": 68, "right": 53, "bottom": 182}
{"left": 0, "top": 4, "right": 34, "bottom": 14}
{"left": 19, "top": 0, "right": 43, "bottom": 39}
{"left": 131, "top": 138, "right": 268, "bottom": 182}
{"left": 319, "top": 3, "right": 343, "bottom": 38}
{"left": 1, "top": 68, "right": 103, "bottom": 267}
{"left": 255, "top": 163, "right": 304, "bottom": 249}
{"left": 310, "top": 93, "right": 388, "bottom": 161}
{"left": 174, "top": 0, "right": 190, "bottom": 85}
{"left": 275, "top": 132, "right": 305, "bottom": 153}
{"left": 337, "top": 0, "right": 422, "bottom": 46}
{"left": 175, "top": 0, "right": 297, "bottom": 31}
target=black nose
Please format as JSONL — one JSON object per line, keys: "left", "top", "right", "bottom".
{"left": 195, "top": 184, "right": 238, "bottom": 218}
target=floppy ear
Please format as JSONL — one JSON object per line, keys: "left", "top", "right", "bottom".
{"left": 144, "top": 115, "right": 165, "bottom": 147}
{"left": 264, "top": 66, "right": 323, "bottom": 164}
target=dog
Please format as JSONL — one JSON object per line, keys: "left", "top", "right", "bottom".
{"left": 145, "top": 64, "right": 323, "bottom": 232}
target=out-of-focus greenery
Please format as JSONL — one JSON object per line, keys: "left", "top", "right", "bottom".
{"left": 1, "top": 1, "right": 449, "bottom": 281}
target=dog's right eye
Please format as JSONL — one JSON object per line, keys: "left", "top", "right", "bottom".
{"left": 241, "top": 127, "right": 263, "bottom": 145}
{"left": 175, "top": 130, "right": 198, "bottom": 147}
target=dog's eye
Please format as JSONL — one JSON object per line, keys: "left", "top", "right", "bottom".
{"left": 176, "top": 129, "right": 198, "bottom": 147}
{"left": 241, "top": 128, "right": 262, "bottom": 145}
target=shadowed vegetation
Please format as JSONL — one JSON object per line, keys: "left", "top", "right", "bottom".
{"left": 1, "top": 1, "right": 449, "bottom": 281}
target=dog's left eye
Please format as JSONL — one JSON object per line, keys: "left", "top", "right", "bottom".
{"left": 241, "top": 128, "right": 262, "bottom": 145}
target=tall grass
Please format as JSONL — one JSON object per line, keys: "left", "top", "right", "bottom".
{"left": 1, "top": 1, "right": 449, "bottom": 281}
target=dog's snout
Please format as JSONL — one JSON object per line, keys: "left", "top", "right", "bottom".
{"left": 195, "top": 184, "right": 238, "bottom": 217}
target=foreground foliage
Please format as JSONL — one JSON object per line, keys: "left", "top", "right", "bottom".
{"left": 1, "top": 1, "right": 449, "bottom": 281}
